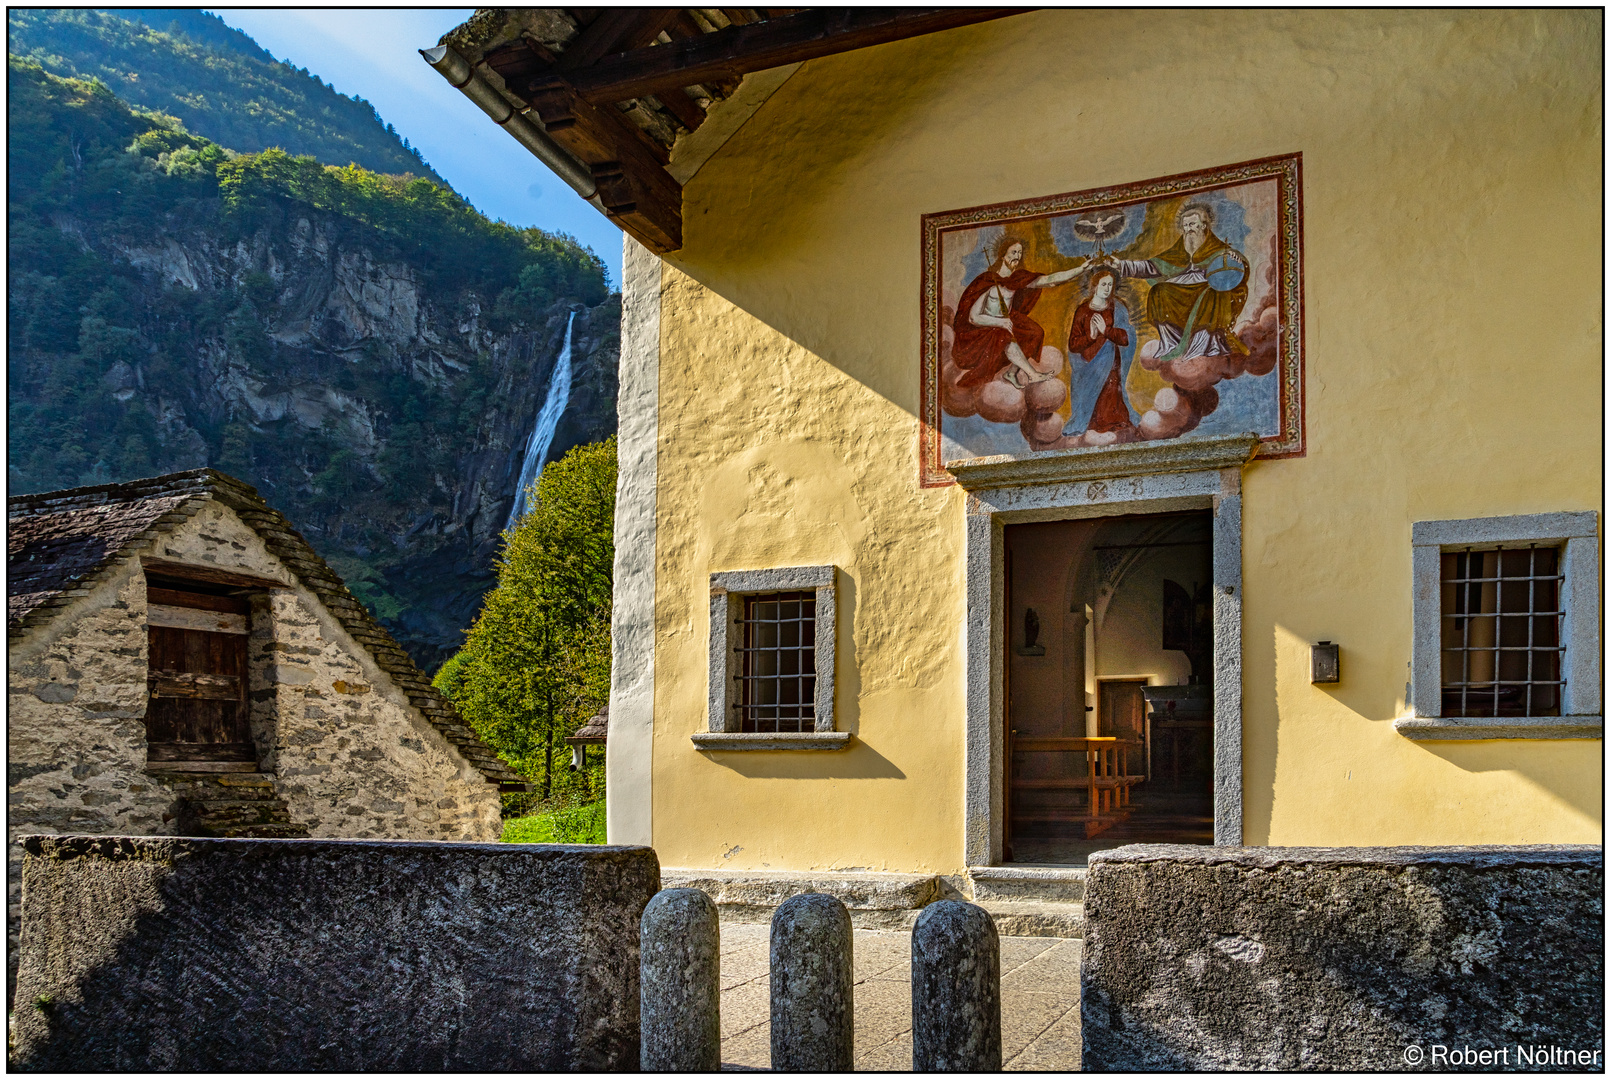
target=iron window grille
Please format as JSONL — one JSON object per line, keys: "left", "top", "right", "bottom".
{"left": 1440, "top": 544, "right": 1564, "bottom": 717}
{"left": 734, "top": 591, "right": 817, "bottom": 733}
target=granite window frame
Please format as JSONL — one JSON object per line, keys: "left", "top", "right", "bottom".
{"left": 692, "top": 565, "right": 849, "bottom": 751}
{"left": 1398, "top": 512, "right": 1602, "bottom": 741}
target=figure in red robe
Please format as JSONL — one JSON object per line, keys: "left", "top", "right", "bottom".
{"left": 951, "top": 238, "right": 1087, "bottom": 389}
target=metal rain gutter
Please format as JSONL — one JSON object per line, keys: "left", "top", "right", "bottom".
{"left": 420, "top": 44, "right": 599, "bottom": 201}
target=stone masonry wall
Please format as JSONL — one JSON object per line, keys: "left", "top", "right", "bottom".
{"left": 11, "top": 836, "right": 658, "bottom": 1070}
{"left": 8, "top": 559, "right": 163, "bottom": 1002}
{"left": 8, "top": 500, "right": 502, "bottom": 1000}
{"left": 1081, "top": 844, "right": 1604, "bottom": 1071}
{"left": 128, "top": 506, "right": 506, "bottom": 841}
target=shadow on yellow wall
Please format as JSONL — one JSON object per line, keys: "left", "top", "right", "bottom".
{"left": 645, "top": 9, "right": 1601, "bottom": 867}
{"left": 1249, "top": 624, "right": 1602, "bottom": 846}
{"left": 1413, "top": 741, "right": 1603, "bottom": 828}
{"left": 698, "top": 743, "right": 907, "bottom": 781}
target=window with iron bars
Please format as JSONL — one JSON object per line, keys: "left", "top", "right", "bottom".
{"left": 734, "top": 591, "right": 817, "bottom": 733}
{"left": 1440, "top": 545, "right": 1563, "bottom": 718}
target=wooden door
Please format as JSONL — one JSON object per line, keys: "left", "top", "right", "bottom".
{"left": 146, "top": 589, "right": 254, "bottom": 764}
{"left": 1099, "top": 679, "right": 1148, "bottom": 775}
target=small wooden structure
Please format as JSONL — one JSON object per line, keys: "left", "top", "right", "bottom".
{"left": 1142, "top": 686, "right": 1214, "bottom": 789}
{"left": 566, "top": 704, "right": 608, "bottom": 770}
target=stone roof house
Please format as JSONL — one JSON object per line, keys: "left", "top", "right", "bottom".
{"left": 8, "top": 469, "right": 522, "bottom": 994}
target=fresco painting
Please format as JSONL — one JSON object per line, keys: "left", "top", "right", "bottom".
{"left": 920, "top": 155, "right": 1303, "bottom": 485}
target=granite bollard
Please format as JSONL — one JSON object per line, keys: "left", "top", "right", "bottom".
{"left": 770, "top": 892, "right": 854, "bottom": 1070}
{"left": 911, "top": 900, "right": 1002, "bottom": 1071}
{"left": 640, "top": 888, "right": 721, "bottom": 1071}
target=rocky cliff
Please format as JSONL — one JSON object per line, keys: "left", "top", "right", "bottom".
{"left": 73, "top": 217, "right": 617, "bottom": 670}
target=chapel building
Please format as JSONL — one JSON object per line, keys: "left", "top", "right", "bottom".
{"left": 435, "top": 9, "right": 1602, "bottom": 887}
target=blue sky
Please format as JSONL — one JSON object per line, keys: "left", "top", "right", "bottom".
{"left": 210, "top": 9, "right": 625, "bottom": 286}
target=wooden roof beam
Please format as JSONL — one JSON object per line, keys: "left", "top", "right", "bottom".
{"left": 561, "top": 8, "right": 683, "bottom": 70}
{"left": 570, "top": 7, "right": 1026, "bottom": 104}
{"left": 484, "top": 40, "right": 683, "bottom": 251}
{"left": 652, "top": 87, "right": 708, "bottom": 132}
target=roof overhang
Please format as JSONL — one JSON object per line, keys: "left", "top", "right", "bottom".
{"left": 427, "top": 7, "right": 1029, "bottom": 254}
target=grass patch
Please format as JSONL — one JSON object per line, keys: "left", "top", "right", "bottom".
{"left": 501, "top": 798, "right": 606, "bottom": 845}
{"left": 500, "top": 814, "right": 557, "bottom": 844}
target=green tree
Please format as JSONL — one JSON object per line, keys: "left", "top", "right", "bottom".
{"left": 434, "top": 439, "right": 616, "bottom": 804}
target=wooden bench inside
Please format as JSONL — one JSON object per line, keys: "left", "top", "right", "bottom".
{"left": 1011, "top": 736, "right": 1146, "bottom": 838}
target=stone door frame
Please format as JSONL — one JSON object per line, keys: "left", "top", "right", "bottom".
{"left": 950, "top": 434, "right": 1257, "bottom": 868}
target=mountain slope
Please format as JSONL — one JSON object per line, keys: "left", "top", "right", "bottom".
{"left": 7, "top": 59, "right": 620, "bottom": 670}
{"left": 8, "top": 8, "right": 440, "bottom": 182}
{"left": 107, "top": 9, "right": 278, "bottom": 62}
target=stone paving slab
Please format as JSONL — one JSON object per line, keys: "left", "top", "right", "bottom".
{"left": 1000, "top": 933, "right": 1084, "bottom": 992}
{"left": 717, "top": 923, "right": 1080, "bottom": 1071}
{"left": 719, "top": 978, "right": 771, "bottom": 1041}
{"left": 1006, "top": 1002, "right": 1082, "bottom": 1071}
{"left": 1001, "top": 989, "right": 1077, "bottom": 1064}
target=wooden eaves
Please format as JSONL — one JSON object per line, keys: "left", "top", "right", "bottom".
{"left": 431, "top": 8, "right": 1028, "bottom": 255}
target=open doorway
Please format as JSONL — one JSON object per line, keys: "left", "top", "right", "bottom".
{"left": 1003, "top": 510, "right": 1215, "bottom": 864}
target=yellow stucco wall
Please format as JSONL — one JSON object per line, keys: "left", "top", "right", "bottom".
{"left": 648, "top": 9, "right": 1601, "bottom": 871}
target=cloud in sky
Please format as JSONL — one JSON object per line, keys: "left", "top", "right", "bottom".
{"left": 209, "top": 8, "right": 623, "bottom": 285}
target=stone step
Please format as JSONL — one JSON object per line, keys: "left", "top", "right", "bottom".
{"left": 211, "top": 780, "right": 280, "bottom": 796}
{"left": 157, "top": 772, "right": 310, "bottom": 838}
{"left": 704, "top": 902, "right": 924, "bottom": 931}
{"left": 153, "top": 772, "right": 277, "bottom": 791}
{"left": 191, "top": 802, "right": 296, "bottom": 821}
{"left": 966, "top": 865, "right": 1087, "bottom": 903}
{"left": 189, "top": 789, "right": 288, "bottom": 801}
{"left": 662, "top": 868, "right": 946, "bottom": 932}
{"left": 661, "top": 867, "right": 1085, "bottom": 938}
{"left": 189, "top": 797, "right": 292, "bottom": 812}
{"left": 977, "top": 900, "right": 1085, "bottom": 939}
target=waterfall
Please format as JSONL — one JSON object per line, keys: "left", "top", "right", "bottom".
{"left": 506, "top": 310, "right": 577, "bottom": 531}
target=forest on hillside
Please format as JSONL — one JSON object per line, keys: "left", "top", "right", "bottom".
{"left": 8, "top": 57, "right": 609, "bottom": 493}
{"left": 8, "top": 9, "right": 627, "bottom": 806}
{"left": 9, "top": 8, "right": 440, "bottom": 181}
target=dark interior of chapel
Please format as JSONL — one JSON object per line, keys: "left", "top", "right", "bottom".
{"left": 1004, "top": 511, "right": 1215, "bottom": 865}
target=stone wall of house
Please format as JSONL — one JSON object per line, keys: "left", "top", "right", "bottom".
{"left": 140, "top": 501, "right": 503, "bottom": 840}
{"left": 11, "top": 836, "right": 658, "bottom": 1070}
{"left": 8, "top": 555, "right": 164, "bottom": 1001}
{"left": 1081, "top": 843, "right": 1604, "bottom": 1070}
{"left": 8, "top": 498, "right": 503, "bottom": 1000}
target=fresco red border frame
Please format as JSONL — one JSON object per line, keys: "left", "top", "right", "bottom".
{"left": 918, "top": 153, "right": 1305, "bottom": 488}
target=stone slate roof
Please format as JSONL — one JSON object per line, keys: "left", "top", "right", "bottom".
{"left": 8, "top": 470, "right": 527, "bottom": 791}
{"left": 566, "top": 704, "right": 608, "bottom": 745}
{"left": 9, "top": 486, "right": 195, "bottom": 630}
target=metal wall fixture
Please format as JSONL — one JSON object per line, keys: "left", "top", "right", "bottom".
{"left": 1312, "top": 641, "right": 1341, "bottom": 684}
